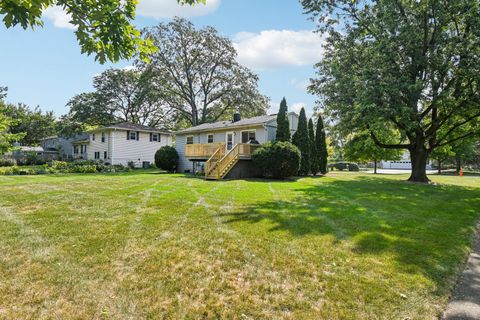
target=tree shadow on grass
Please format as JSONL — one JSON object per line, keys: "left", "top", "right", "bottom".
{"left": 219, "top": 175, "right": 480, "bottom": 292}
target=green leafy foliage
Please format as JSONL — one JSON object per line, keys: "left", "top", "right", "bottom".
{"left": 303, "top": 0, "right": 480, "bottom": 182}
{"left": 0, "top": 0, "right": 204, "bottom": 63}
{"left": 292, "top": 108, "right": 310, "bottom": 175}
{"left": 344, "top": 132, "right": 402, "bottom": 173}
{"left": 66, "top": 68, "right": 167, "bottom": 128}
{"left": 0, "top": 88, "right": 26, "bottom": 153}
{"left": 1, "top": 102, "right": 56, "bottom": 146}
{"left": 154, "top": 146, "right": 179, "bottom": 172}
{"left": 275, "top": 98, "right": 290, "bottom": 142}
{"left": 252, "top": 141, "right": 300, "bottom": 178}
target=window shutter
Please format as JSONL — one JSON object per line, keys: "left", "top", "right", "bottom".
{"left": 136, "top": 131, "right": 140, "bottom": 141}
{"left": 149, "top": 133, "right": 152, "bottom": 142}
{"left": 126, "top": 130, "right": 130, "bottom": 140}
{"left": 158, "top": 134, "right": 161, "bottom": 142}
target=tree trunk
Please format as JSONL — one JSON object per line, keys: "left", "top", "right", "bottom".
{"left": 408, "top": 146, "right": 430, "bottom": 183}
{"left": 374, "top": 159, "right": 377, "bottom": 174}
{"left": 456, "top": 158, "right": 462, "bottom": 174}
{"left": 438, "top": 159, "right": 442, "bottom": 175}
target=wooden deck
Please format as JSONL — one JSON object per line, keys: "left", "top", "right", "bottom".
{"left": 185, "top": 143, "right": 225, "bottom": 158}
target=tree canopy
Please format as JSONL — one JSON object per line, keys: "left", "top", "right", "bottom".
{"left": 1, "top": 101, "right": 56, "bottom": 146}
{"left": 0, "top": 88, "right": 26, "bottom": 153}
{"left": 66, "top": 68, "right": 169, "bottom": 128}
{"left": 303, "top": 0, "right": 480, "bottom": 182}
{"left": 139, "top": 18, "right": 269, "bottom": 126}
{"left": 0, "top": 0, "right": 203, "bottom": 63}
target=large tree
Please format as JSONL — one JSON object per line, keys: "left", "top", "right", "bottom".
{"left": 0, "top": 0, "right": 202, "bottom": 63}
{"left": 0, "top": 88, "right": 25, "bottom": 153}
{"left": 2, "top": 102, "right": 56, "bottom": 146}
{"left": 292, "top": 108, "right": 310, "bottom": 175}
{"left": 303, "top": 0, "right": 480, "bottom": 182}
{"left": 276, "top": 98, "right": 291, "bottom": 142}
{"left": 67, "top": 68, "right": 169, "bottom": 128}
{"left": 316, "top": 114, "right": 328, "bottom": 174}
{"left": 140, "top": 18, "right": 269, "bottom": 126}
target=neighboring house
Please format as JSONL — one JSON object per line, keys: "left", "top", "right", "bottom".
{"left": 72, "top": 122, "right": 173, "bottom": 168}
{"left": 381, "top": 151, "right": 432, "bottom": 170}
{"left": 41, "top": 134, "right": 89, "bottom": 160}
{"left": 175, "top": 112, "right": 299, "bottom": 179}
{"left": 4, "top": 143, "right": 58, "bottom": 163}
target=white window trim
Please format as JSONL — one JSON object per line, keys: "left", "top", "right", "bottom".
{"left": 240, "top": 129, "right": 256, "bottom": 143}
{"left": 152, "top": 133, "right": 160, "bottom": 142}
{"left": 129, "top": 131, "right": 137, "bottom": 140}
{"left": 225, "top": 131, "right": 234, "bottom": 150}
{"left": 186, "top": 135, "right": 194, "bottom": 145}
{"left": 206, "top": 133, "right": 214, "bottom": 143}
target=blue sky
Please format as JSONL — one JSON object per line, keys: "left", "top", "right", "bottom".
{"left": 0, "top": 0, "right": 324, "bottom": 118}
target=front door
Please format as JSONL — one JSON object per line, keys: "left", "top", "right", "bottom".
{"left": 226, "top": 132, "right": 234, "bottom": 150}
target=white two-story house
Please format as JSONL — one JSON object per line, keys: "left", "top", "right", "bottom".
{"left": 72, "top": 122, "right": 173, "bottom": 168}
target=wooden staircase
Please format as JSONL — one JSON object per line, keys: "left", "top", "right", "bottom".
{"left": 205, "top": 143, "right": 261, "bottom": 180}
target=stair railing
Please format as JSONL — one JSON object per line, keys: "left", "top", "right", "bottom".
{"left": 205, "top": 145, "right": 225, "bottom": 177}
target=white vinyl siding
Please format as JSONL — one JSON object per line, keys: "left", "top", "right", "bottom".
{"left": 85, "top": 129, "right": 172, "bottom": 167}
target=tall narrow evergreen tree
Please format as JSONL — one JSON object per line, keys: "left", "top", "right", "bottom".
{"left": 275, "top": 97, "right": 290, "bottom": 142}
{"left": 308, "top": 118, "right": 319, "bottom": 175}
{"left": 316, "top": 114, "right": 328, "bottom": 174}
{"left": 292, "top": 108, "right": 310, "bottom": 175}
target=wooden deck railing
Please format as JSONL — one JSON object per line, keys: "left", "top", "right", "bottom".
{"left": 185, "top": 143, "right": 225, "bottom": 158}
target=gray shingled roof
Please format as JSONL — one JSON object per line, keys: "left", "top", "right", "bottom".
{"left": 94, "top": 122, "right": 172, "bottom": 134}
{"left": 177, "top": 114, "right": 277, "bottom": 134}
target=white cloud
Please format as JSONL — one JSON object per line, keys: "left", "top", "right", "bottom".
{"left": 137, "top": 0, "right": 221, "bottom": 19}
{"left": 43, "top": 1, "right": 220, "bottom": 30}
{"left": 42, "top": 6, "right": 75, "bottom": 30}
{"left": 233, "top": 30, "right": 326, "bottom": 70}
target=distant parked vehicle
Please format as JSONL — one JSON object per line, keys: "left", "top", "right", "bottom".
{"left": 329, "top": 162, "right": 360, "bottom": 172}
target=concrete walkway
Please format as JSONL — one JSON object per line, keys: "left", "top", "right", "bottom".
{"left": 443, "top": 227, "right": 480, "bottom": 320}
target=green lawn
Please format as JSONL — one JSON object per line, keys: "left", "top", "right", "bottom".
{"left": 0, "top": 172, "right": 479, "bottom": 319}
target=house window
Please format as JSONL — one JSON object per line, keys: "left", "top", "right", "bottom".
{"left": 207, "top": 134, "right": 214, "bottom": 143}
{"left": 151, "top": 133, "right": 160, "bottom": 142}
{"left": 129, "top": 131, "right": 137, "bottom": 140}
{"left": 104, "top": 151, "right": 107, "bottom": 159}
{"left": 186, "top": 135, "right": 194, "bottom": 144}
{"left": 101, "top": 132, "right": 105, "bottom": 143}
{"left": 74, "top": 146, "right": 78, "bottom": 154}
{"left": 241, "top": 130, "right": 256, "bottom": 143}
{"left": 94, "top": 152, "right": 100, "bottom": 159}
{"left": 92, "top": 134, "right": 95, "bottom": 141}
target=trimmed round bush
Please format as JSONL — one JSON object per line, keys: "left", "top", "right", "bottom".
{"left": 252, "top": 141, "right": 300, "bottom": 179}
{"left": 155, "top": 146, "right": 179, "bottom": 172}
{"left": 0, "top": 158, "right": 15, "bottom": 167}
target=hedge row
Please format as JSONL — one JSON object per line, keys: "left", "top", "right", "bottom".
{"left": 0, "top": 160, "right": 133, "bottom": 176}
